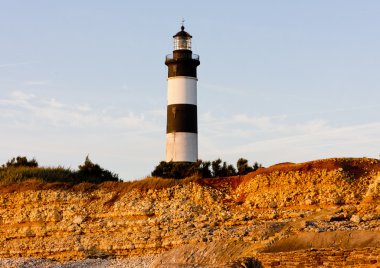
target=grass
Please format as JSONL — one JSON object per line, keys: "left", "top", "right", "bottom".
{"left": 0, "top": 165, "right": 118, "bottom": 188}
{"left": 0, "top": 166, "right": 77, "bottom": 186}
{"left": 0, "top": 166, "right": 199, "bottom": 193}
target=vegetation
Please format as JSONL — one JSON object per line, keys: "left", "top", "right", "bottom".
{"left": 0, "top": 155, "right": 262, "bottom": 188}
{"left": 151, "top": 158, "right": 262, "bottom": 179}
{"left": 77, "top": 156, "right": 119, "bottom": 183}
{"left": 2, "top": 156, "right": 38, "bottom": 168}
{"left": 0, "top": 156, "right": 119, "bottom": 186}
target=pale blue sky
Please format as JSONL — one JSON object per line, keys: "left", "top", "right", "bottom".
{"left": 1, "top": 1, "right": 379, "bottom": 180}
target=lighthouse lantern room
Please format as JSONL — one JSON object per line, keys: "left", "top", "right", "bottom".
{"left": 165, "top": 25, "right": 200, "bottom": 162}
{"left": 173, "top": 26, "right": 192, "bottom": 50}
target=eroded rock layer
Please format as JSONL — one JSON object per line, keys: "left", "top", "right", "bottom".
{"left": 0, "top": 158, "right": 379, "bottom": 267}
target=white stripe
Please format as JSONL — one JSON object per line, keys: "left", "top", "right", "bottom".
{"left": 167, "top": 77, "right": 197, "bottom": 105}
{"left": 166, "top": 132, "right": 198, "bottom": 162}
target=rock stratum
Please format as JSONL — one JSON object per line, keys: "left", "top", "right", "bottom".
{"left": 0, "top": 158, "right": 379, "bottom": 267}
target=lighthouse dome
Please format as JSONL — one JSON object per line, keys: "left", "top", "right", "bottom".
{"left": 173, "top": 26, "right": 192, "bottom": 38}
{"left": 173, "top": 26, "right": 192, "bottom": 51}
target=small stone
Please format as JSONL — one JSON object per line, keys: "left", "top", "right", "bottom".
{"left": 362, "top": 214, "right": 379, "bottom": 221}
{"left": 73, "top": 216, "right": 84, "bottom": 224}
{"left": 350, "top": 214, "right": 361, "bottom": 223}
{"left": 269, "top": 201, "right": 277, "bottom": 208}
{"left": 304, "top": 199, "right": 314, "bottom": 205}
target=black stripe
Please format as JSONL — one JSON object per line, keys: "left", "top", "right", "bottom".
{"left": 165, "top": 50, "right": 200, "bottom": 78}
{"left": 167, "top": 104, "right": 197, "bottom": 133}
{"left": 166, "top": 60, "right": 199, "bottom": 78}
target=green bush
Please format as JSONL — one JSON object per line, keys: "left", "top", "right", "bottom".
{"left": 0, "top": 156, "right": 119, "bottom": 186}
{"left": 151, "top": 158, "right": 262, "bottom": 179}
{"left": 3, "top": 156, "right": 38, "bottom": 168}
{"left": 151, "top": 161, "right": 199, "bottom": 179}
{"left": 77, "top": 156, "right": 119, "bottom": 183}
{"left": 237, "top": 158, "right": 252, "bottom": 175}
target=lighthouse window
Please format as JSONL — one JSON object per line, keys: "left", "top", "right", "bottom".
{"left": 174, "top": 37, "right": 191, "bottom": 50}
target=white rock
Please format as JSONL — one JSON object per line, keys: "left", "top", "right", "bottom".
{"left": 350, "top": 214, "right": 361, "bottom": 223}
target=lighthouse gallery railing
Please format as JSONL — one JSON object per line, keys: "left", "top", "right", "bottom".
{"left": 165, "top": 53, "right": 199, "bottom": 61}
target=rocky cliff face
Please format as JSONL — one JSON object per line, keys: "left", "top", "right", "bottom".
{"left": 0, "top": 158, "right": 379, "bottom": 267}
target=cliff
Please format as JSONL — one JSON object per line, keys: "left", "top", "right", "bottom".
{"left": 0, "top": 158, "right": 379, "bottom": 267}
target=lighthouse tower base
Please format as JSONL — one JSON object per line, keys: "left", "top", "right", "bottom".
{"left": 166, "top": 132, "right": 198, "bottom": 162}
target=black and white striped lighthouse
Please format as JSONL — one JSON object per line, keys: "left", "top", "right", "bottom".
{"left": 165, "top": 25, "right": 200, "bottom": 162}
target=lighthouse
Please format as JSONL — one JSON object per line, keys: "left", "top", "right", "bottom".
{"left": 165, "top": 25, "right": 200, "bottom": 162}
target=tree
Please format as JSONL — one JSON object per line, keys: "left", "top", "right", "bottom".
{"left": 219, "top": 161, "right": 230, "bottom": 177}
{"left": 151, "top": 161, "right": 170, "bottom": 178}
{"left": 77, "top": 156, "right": 119, "bottom": 183}
{"left": 252, "top": 161, "right": 262, "bottom": 171}
{"left": 237, "top": 158, "right": 253, "bottom": 175}
{"left": 226, "top": 164, "right": 237, "bottom": 176}
{"left": 198, "top": 160, "right": 212, "bottom": 178}
{"left": 170, "top": 162, "right": 190, "bottom": 179}
{"left": 151, "top": 160, "right": 214, "bottom": 179}
{"left": 211, "top": 159, "right": 222, "bottom": 177}
{"left": 151, "top": 158, "right": 261, "bottom": 179}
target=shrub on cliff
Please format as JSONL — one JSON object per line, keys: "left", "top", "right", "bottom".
{"left": 0, "top": 156, "right": 119, "bottom": 186}
{"left": 2, "top": 156, "right": 38, "bottom": 168}
{"left": 211, "top": 159, "right": 237, "bottom": 177}
{"left": 211, "top": 159, "right": 223, "bottom": 177}
{"left": 151, "top": 158, "right": 261, "bottom": 179}
{"left": 151, "top": 161, "right": 200, "bottom": 179}
{"left": 198, "top": 160, "right": 212, "bottom": 178}
{"left": 236, "top": 158, "right": 262, "bottom": 175}
{"left": 77, "top": 156, "right": 119, "bottom": 183}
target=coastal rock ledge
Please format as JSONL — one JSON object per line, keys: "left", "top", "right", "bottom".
{"left": 0, "top": 157, "right": 379, "bottom": 267}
